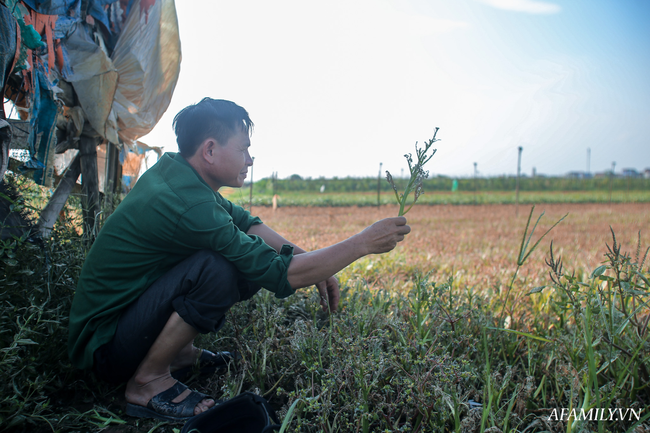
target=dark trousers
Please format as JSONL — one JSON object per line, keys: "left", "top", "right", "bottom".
{"left": 92, "top": 250, "right": 261, "bottom": 384}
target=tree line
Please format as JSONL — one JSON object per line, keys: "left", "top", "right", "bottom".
{"left": 253, "top": 175, "right": 650, "bottom": 193}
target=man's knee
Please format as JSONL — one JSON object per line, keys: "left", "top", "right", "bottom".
{"left": 185, "top": 250, "right": 241, "bottom": 301}
{"left": 182, "top": 250, "right": 261, "bottom": 305}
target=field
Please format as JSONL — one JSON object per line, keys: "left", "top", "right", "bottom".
{"left": 253, "top": 203, "right": 650, "bottom": 290}
{"left": 1, "top": 180, "right": 649, "bottom": 432}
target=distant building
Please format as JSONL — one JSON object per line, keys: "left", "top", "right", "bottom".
{"left": 644, "top": 168, "right": 650, "bottom": 179}
{"left": 621, "top": 168, "right": 640, "bottom": 178}
{"left": 566, "top": 171, "right": 591, "bottom": 179}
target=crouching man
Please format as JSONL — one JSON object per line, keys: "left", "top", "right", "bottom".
{"left": 67, "top": 98, "right": 410, "bottom": 421}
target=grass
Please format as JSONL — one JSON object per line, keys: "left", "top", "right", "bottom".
{"left": 224, "top": 189, "right": 650, "bottom": 208}
{"left": 1, "top": 177, "right": 649, "bottom": 432}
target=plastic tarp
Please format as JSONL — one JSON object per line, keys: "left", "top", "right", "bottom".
{"left": 57, "top": 0, "right": 181, "bottom": 147}
{"left": 3, "top": 0, "right": 180, "bottom": 186}
{"left": 110, "top": 0, "right": 181, "bottom": 145}
{"left": 64, "top": 25, "right": 120, "bottom": 144}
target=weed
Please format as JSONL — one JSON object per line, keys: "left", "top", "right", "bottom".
{"left": 386, "top": 129, "right": 439, "bottom": 216}
{"left": 528, "top": 229, "right": 649, "bottom": 432}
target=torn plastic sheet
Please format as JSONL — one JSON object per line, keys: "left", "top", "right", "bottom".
{"left": 111, "top": 0, "right": 180, "bottom": 145}
{"left": 20, "top": 0, "right": 79, "bottom": 16}
{"left": 22, "top": 63, "right": 59, "bottom": 186}
{"left": 86, "top": 0, "right": 119, "bottom": 34}
{"left": 53, "top": 147, "right": 77, "bottom": 176}
{"left": 64, "top": 25, "right": 119, "bottom": 143}
{"left": 21, "top": 0, "right": 119, "bottom": 35}
{"left": 118, "top": 140, "right": 159, "bottom": 192}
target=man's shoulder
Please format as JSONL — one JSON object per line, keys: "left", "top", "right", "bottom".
{"left": 134, "top": 153, "right": 214, "bottom": 206}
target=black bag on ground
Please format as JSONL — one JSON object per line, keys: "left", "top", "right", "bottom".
{"left": 181, "top": 392, "right": 281, "bottom": 433}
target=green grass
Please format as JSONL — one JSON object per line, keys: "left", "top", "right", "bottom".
{"left": 228, "top": 189, "right": 650, "bottom": 208}
{"left": 1, "top": 177, "right": 649, "bottom": 432}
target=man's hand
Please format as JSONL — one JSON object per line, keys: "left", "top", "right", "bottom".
{"left": 356, "top": 216, "right": 411, "bottom": 255}
{"left": 315, "top": 276, "right": 340, "bottom": 313}
{"left": 286, "top": 217, "right": 411, "bottom": 290}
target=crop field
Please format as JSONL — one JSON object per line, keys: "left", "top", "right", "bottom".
{"left": 1, "top": 178, "right": 649, "bottom": 432}
{"left": 253, "top": 203, "right": 650, "bottom": 289}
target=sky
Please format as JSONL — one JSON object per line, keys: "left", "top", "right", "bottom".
{"left": 142, "top": 0, "right": 650, "bottom": 180}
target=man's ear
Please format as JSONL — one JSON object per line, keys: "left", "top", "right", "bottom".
{"left": 201, "top": 138, "right": 218, "bottom": 163}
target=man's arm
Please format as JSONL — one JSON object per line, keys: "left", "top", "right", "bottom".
{"left": 285, "top": 217, "right": 410, "bottom": 289}
{"left": 246, "top": 223, "right": 307, "bottom": 254}
{"left": 247, "top": 223, "right": 339, "bottom": 312}
{"left": 246, "top": 218, "right": 410, "bottom": 313}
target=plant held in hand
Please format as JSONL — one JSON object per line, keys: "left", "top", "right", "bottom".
{"left": 386, "top": 128, "right": 439, "bottom": 216}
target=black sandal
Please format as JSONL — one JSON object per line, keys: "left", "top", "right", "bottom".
{"left": 125, "top": 381, "right": 213, "bottom": 421}
{"left": 171, "top": 350, "right": 237, "bottom": 381}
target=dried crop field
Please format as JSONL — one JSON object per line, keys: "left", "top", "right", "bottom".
{"left": 254, "top": 202, "right": 650, "bottom": 292}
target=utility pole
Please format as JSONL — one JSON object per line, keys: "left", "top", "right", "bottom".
{"left": 473, "top": 162, "right": 478, "bottom": 205}
{"left": 249, "top": 157, "right": 255, "bottom": 212}
{"left": 516, "top": 146, "right": 522, "bottom": 216}
{"left": 272, "top": 171, "right": 277, "bottom": 197}
{"left": 377, "top": 162, "right": 383, "bottom": 207}
{"left": 609, "top": 161, "right": 616, "bottom": 205}
{"left": 586, "top": 147, "right": 591, "bottom": 190}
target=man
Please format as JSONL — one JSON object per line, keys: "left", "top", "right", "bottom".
{"left": 68, "top": 98, "right": 410, "bottom": 421}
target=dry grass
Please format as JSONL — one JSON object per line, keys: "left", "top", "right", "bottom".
{"left": 255, "top": 203, "right": 650, "bottom": 291}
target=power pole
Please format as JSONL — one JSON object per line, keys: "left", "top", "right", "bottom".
{"left": 586, "top": 148, "right": 591, "bottom": 176}
{"left": 249, "top": 157, "right": 255, "bottom": 212}
{"left": 272, "top": 171, "right": 277, "bottom": 197}
{"left": 516, "top": 146, "right": 522, "bottom": 216}
{"left": 473, "top": 162, "right": 477, "bottom": 205}
{"left": 377, "top": 162, "right": 383, "bottom": 207}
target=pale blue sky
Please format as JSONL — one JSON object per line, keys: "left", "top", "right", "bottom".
{"left": 143, "top": 0, "right": 650, "bottom": 180}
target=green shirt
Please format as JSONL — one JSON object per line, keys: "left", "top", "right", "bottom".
{"left": 68, "top": 153, "right": 294, "bottom": 369}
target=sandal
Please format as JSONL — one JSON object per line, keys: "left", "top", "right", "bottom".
{"left": 171, "top": 350, "right": 237, "bottom": 381}
{"left": 125, "top": 381, "right": 213, "bottom": 421}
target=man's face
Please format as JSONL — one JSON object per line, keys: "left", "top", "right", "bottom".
{"left": 208, "top": 128, "right": 253, "bottom": 190}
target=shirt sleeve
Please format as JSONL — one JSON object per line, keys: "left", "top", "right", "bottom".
{"left": 174, "top": 201, "right": 294, "bottom": 298}
{"left": 215, "top": 193, "right": 262, "bottom": 232}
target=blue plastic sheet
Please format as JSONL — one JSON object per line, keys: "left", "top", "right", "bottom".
{"left": 21, "top": 0, "right": 119, "bottom": 34}
{"left": 23, "top": 64, "right": 59, "bottom": 185}
{"left": 20, "top": 0, "right": 78, "bottom": 16}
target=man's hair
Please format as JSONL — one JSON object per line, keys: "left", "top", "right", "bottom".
{"left": 172, "top": 98, "right": 254, "bottom": 158}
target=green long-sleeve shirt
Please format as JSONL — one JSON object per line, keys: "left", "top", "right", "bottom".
{"left": 68, "top": 153, "right": 294, "bottom": 369}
